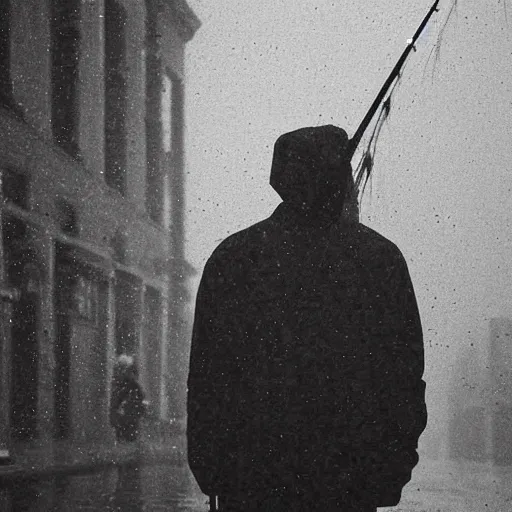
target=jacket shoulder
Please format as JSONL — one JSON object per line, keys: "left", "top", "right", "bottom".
{"left": 347, "top": 223, "right": 406, "bottom": 264}
{"left": 205, "top": 217, "right": 272, "bottom": 269}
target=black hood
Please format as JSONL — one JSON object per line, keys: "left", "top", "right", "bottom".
{"left": 270, "top": 125, "right": 353, "bottom": 206}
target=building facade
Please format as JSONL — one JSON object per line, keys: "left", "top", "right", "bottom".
{"left": 448, "top": 317, "right": 512, "bottom": 465}
{"left": 0, "top": 0, "right": 199, "bottom": 462}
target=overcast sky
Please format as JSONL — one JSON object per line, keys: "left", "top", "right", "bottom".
{"left": 182, "top": 0, "right": 512, "bottom": 421}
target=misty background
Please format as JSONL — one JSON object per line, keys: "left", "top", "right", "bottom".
{"left": 8, "top": 0, "right": 512, "bottom": 509}
{"left": 183, "top": 0, "right": 512, "bottom": 459}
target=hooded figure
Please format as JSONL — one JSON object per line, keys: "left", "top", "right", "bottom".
{"left": 187, "top": 125, "right": 427, "bottom": 511}
{"left": 111, "top": 355, "right": 146, "bottom": 443}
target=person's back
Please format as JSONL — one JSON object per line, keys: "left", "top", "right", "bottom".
{"left": 111, "top": 357, "right": 145, "bottom": 443}
{"left": 187, "top": 125, "right": 427, "bottom": 511}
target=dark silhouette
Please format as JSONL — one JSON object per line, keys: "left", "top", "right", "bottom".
{"left": 110, "top": 355, "right": 146, "bottom": 443}
{"left": 187, "top": 125, "right": 427, "bottom": 511}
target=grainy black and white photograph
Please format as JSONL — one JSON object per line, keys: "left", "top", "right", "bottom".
{"left": 0, "top": 0, "right": 511, "bottom": 510}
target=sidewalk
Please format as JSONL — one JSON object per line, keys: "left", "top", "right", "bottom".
{"left": 0, "top": 420, "right": 187, "bottom": 481}
{"left": 382, "top": 457, "right": 512, "bottom": 511}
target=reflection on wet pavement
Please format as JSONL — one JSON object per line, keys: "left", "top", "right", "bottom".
{"left": 0, "top": 463, "right": 210, "bottom": 512}
{"left": 1, "top": 459, "right": 511, "bottom": 511}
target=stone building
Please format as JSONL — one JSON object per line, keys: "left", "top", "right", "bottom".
{"left": 0, "top": 0, "right": 199, "bottom": 463}
{"left": 448, "top": 317, "right": 512, "bottom": 465}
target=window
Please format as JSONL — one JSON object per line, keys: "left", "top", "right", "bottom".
{"left": 75, "top": 276, "right": 98, "bottom": 323}
{"left": 163, "top": 174, "right": 171, "bottom": 231}
{"left": 56, "top": 199, "right": 78, "bottom": 236}
{"left": 2, "top": 216, "right": 27, "bottom": 289}
{"left": 161, "top": 74, "right": 173, "bottom": 154}
{"left": 111, "top": 231, "right": 127, "bottom": 264}
{"left": 51, "top": 0, "right": 81, "bottom": 156}
{"left": 104, "top": 0, "right": 127, "bottom": 195}
{"left": 146, "top": 72, "right": 178, "bottom": 225}
{"left": 0, "top": 0, "right": 14, "bottom": 108}
{"left": 1, "top": 168, "right": 28, "bottom": 209}
{"left": 114, "top": 272, "right": 139, "bottom": 356}
{"left": 145, "top": 11, "right": 163, "bottom": 223}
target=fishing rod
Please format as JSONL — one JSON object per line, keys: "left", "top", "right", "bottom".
{"left": 347, "top": 0, "right": 442, "bottom": 160}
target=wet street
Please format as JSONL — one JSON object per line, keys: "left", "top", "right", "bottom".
{"left": 0, "top": 459, "right": 511, "bottom": 511}
{"left": 0, "top": 463, "right": 210, "bottom": 512}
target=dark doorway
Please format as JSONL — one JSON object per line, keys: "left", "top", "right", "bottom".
{"left": 54, "top": 245, "right": 74, "bottom": 439}
{"left": 54, "top": 311, "right": 71, "bottom": 439}
{"left": 3, "top": 216, "right": 39, "bottom": 440}
{"left": 10, "top": 293, "right": 38, "bottom": 440}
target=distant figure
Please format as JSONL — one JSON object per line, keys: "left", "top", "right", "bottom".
{"left": 111, "top": 355, "right": 146, "bottom": 443}
{"left": 187, "top": 125, "right": 427, "bottom": 511}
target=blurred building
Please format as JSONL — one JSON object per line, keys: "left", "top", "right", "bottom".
{"left": 0, "top": 0, "right": 199, "bottom": 462}
{"left": 488, "top": 317, "right": 512, "bottom": 464}
{"left": 448, "top": 317, "right": 512, "bottom": 465}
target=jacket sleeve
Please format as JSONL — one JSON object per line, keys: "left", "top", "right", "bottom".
{"left": 368, "top": 248, "right": 428, "bottom": 506}
{"left": 187, "top": 254, "right": 237, "bottom": 494}
{"left": 388, "top": 250, "right": 427, "bottom": 445}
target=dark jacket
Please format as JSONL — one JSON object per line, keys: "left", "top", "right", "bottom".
{"left": 111, "top": 376, "right": 145, "bottom": 442}
{"left": 187, "top": 202, "right": 427, "bottom": 506}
